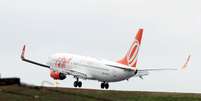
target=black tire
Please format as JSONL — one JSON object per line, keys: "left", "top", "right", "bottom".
{"left": 59, "top": 73, "right": 66, "bottom": 80}
{"left": 101, "top": 83, "right": 105, "bottom": 89}
{"left": 78, "top": 81, "right": 82, "bottom": 87}
{"left": 105, "top": 83, "right": 109, "bottom": 89}
{"left": 74, "top": 81, "right": 78, "bottom": 87}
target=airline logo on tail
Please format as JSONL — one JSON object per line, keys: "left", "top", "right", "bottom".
{"left": 117, "top": 29, "right": 143, "bottom": 68}
{"left": 127, "top": 40, "right": 140, "bottom": 67}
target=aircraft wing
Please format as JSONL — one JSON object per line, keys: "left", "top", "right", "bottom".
{"left": 135, "top": 55, "right": 191, "bottom": 78}
{"left": 107, "top": 55, "right": 190, "bottom": 79}
{"left": 139, "top": 55, "right": 191, "bottom": 71}
{"left": 134, "top": 68, "right": 178, "bottom": 79}
{"left": 138, "top": 68, "right": 177, "bottom": 71}
{"left": 20, "top": 45, "right": 50, "bottom": 68}
{"left": 106, "top": 55, "right": 190, "bottom": 72}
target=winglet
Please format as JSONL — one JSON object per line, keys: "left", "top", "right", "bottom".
{"left": 21, "top": 45, "right": 26, "bottom": 60}
{"left": 181, "top": 55, "right": 191, "bottom": 69}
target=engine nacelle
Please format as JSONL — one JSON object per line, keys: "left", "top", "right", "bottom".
{"left": 50, "top": 71, "right": 66, "bottom": 80}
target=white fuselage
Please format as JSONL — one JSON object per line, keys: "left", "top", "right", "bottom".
{"left": 47, "top": 53, "right": 136, "bottom": 82}
{"left": 21, "top": 29, "right": 182, "bottom": 89}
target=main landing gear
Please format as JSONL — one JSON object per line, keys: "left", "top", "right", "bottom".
{"left": 73, "top": 78, "right": 82, "bottom": 88}
{"left": 101, "top": 82, "right": 109, "bottom": 89}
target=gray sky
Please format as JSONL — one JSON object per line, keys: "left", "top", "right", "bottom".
{"left": 0, "top": 0, "right": 201, "bottom": 93}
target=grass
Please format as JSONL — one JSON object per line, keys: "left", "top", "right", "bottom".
{"left": 0, "top": 85, "right": 200, "bottom": 101}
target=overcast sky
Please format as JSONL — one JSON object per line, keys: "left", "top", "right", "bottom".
{"left": 0, "top": 0, "right": 201, "bottom": 93}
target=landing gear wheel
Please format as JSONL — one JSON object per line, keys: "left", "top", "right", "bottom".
{"left": 77, "top": 81, "right": 82, "bottom": 87}
{"left": 74, "top": 81, "right": 78, "bottom": 87}
{"left": 73, "top": 78, "right": 82, "bottom": 88}
{"left": 100, "top": 82, "right": 109, "bottom": 89}
{"left": 105, "top": 83, "right": 109, "bottom": 89}
{"left": 101, "top": 83, "right": 104, "bottom": 89}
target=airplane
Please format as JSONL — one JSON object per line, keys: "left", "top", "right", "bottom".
{"left": 20, "top": 28, "right": 190, "bottom": 89}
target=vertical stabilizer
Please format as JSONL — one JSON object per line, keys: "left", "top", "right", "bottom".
{"left": 117, "top": 28, "right": 143, "bottom": 68}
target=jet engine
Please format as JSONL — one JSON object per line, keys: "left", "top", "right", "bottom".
{"left": 50, "top": 71, "right": 66, "bottom": 80}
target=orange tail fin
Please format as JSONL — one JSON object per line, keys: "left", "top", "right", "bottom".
{"left": 117, "top": 28, "right": 143, "bottom": 68}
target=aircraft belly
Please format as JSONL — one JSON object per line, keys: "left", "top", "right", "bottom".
{"left": 91, "top": 67, "right": 135, "bottom": 82}
{"left": 69, "top": 62, "right": 135, "bottom": 82}
{"left": 106, "top": 69, "right": 134, "bottom": 82}
{"left": 72, "top": 64, "right": 114, "bottom": 81}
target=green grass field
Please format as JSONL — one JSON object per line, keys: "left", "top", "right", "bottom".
{"left": 0, "top": 85, "right": 200, "bottom": 101}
